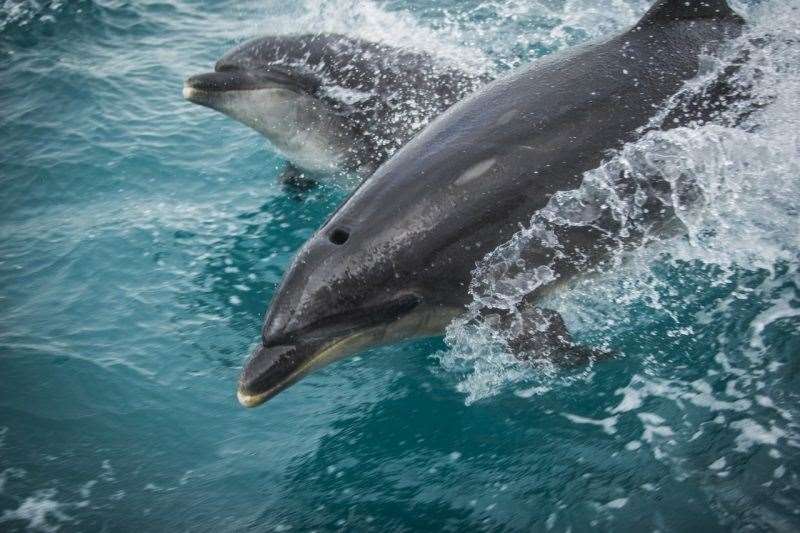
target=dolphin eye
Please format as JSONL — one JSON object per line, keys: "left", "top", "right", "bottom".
{"left": 329, "top": 228, "right": 350, "bottom": 245}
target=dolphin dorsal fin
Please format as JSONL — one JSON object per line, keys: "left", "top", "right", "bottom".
{"left": 638, "top": 0, "right": 740, "bottom": 24}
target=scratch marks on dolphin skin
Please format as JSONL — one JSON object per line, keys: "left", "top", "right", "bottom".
{"left": 454, "top": 158, "right": 496, "bottom": 186}
{"left": 495, "top": 109, "right": 518, "bottom": 126}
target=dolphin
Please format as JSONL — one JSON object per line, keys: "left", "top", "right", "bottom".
{"left": 184, "top": 33, "right": 484, "bottom": 185}
{"left": 237, "top": 0, "right": 746, "bottom": 407}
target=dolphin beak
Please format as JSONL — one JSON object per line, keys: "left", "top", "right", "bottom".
{"left": 237, "top": 295, "right": 422, "bottom": 408}
{"left": 182, "top": 84, "right": 203, "bottom": 103}
{"left": 237, "top": 389, "right": 267, "bottom": 408}
{"left": 237, "top": 388, "right": 274, "bottom": 408}
{"left": 184, "top": 71, "right": 246, "bottom": 93}
{"left": 183, "top": 67, "right": 317, "bottom": 106}
{"left": 183, "top": 71, "right": 246, "bottom": 107}
{"left": 236, "top": 331, "right": 377, "bottom": 408}
{"left": 237, "top": 343, "right": 307, "bottom": 408}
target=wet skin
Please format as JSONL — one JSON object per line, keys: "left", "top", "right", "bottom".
{"left": 238, "top": 1, "right": 745, "bottom": 407}
{"left": 185, "top": 33, "right": 484, "bottom": 177}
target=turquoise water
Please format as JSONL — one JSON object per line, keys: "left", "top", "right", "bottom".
{"left": 1, "top": 0, "right": 799, "bottom": 531}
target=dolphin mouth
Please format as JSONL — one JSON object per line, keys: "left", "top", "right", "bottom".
{"left": 183, "top": 66, "right": 319, "bottom": 103}
{"left": 237, "top": 294, "right": 423, "bottom": 408}
{"left": 236, "top": 334, "right": 368, "bottom": 408}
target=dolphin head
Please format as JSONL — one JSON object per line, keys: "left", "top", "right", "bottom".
{"left": 183, "top": 38, "right": 360, "bottom": 173}
{"left": 237, "top": 213, "right": 458, "bottom": 407}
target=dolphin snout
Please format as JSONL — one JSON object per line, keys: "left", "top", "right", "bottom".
{"left": 236, "top": 294, "right": 425, "bottom": 407}
{"left": 184, "top": 67, "right": 318, "bottom": 103}
{"left": 237, "top": 343, "right": 302, "bottom": 407}
{"left": 185, "top": 71, "right": 245, "bottom": 93}
{"left": 183, "top": 71, "right": 246, "bottom": 105}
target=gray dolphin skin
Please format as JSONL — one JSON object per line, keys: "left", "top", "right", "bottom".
{"left": 237, "top": 0, "right": 745, "bottom": 407}
{"left": 184, "top": 33, "right": 483, "bottom": 181}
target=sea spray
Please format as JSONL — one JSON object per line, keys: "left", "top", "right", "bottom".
{"left": 439, "top": 0, "right": 800, "bottom": 403}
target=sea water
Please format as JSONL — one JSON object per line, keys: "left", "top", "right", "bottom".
{"left": 1, "top": 0, "right": 798, "bottom": 531}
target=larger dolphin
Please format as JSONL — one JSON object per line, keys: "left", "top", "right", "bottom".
{"left": 184, "top": 34, "right": 484, "bottom": 183}
{"left": 237, "top": 0, "right": 746, "bottom": 407}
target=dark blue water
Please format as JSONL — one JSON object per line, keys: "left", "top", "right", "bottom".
{"left": 1, "top": 1, "right": 799, "bottom": 531}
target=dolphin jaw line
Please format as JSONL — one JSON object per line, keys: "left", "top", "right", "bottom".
{"left": 236, "top": 331, "right": 372, "bottom": 408}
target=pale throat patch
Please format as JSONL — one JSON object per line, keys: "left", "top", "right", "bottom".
{"left": 214, "top": 88, "right": 356, "bottom": 174}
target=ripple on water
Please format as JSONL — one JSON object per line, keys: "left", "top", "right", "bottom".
{"left": 1, "top": 0, "right": 799, "bottom": 531}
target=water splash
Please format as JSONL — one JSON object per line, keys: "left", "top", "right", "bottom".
{"left": 2, "top": 0, "right": 798, "bottom": 530}
{"left": 440, "top": 0, "right": 800, "bottom": 403}
{"left": 0, "top": 0, "right": 64, "bottom": 32}
{"left": 437, "top": 6, "right": 800, "bottom": 524}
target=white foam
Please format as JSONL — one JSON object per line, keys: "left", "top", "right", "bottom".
{"left": 254, "top": 0, "right": 488, "bottom": 74}
{"left": 709, "top": 458, "right": 727, "bottom": 471}
{"left": 0, "top": 489, "right": 84, "bottom": 533}
{"left": 749, "top": 296, "right": 800, "bottom": 350}
{"left": 563, "top": 413, "right": 618, "bottom": 435}
{"left": 440, "top": 0, "right": 800, "bottom": 407}
{"left": 0, "top": 468, "right": 26, "bottom": 494}
{"left": 730, "top": 419, "right": 787, "bottom": 452}
{"left": 0, "top": 0, "right": 65, "bottom": 32}
{"left": 605, "top": 498, "right": 628, "bottom": 510}
{"left": 625, "top": 441, "right": 641, "bottom": 451}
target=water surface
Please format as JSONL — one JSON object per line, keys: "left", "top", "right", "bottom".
{"left": 1, "top": 0, "right": 799, "bottom": 531}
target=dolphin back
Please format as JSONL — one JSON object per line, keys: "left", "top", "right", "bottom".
{"left": 638, "top": 0, "right": 743, "bottom": 24}
{"left": 309, "top": 0, "right": 746, "bottom": 311}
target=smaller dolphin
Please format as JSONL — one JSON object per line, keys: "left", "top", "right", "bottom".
{"left": 184, "top": 34, "right": 484, "bottom": 184}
